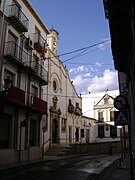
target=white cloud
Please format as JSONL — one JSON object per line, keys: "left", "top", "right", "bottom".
{"left": 83, "top": 73, "right": 91, "bottom": 77}
{"left": 71, "top": 69, "right": 118, "bottom": 94}
{"left": 95, "top": 62, "right": 102, "bottom": 67}
{"left": 69, "top": 62, "right": 102, "bottom": 75}
{"left": 69, "top": 65, "right": 88, "bottom": 73}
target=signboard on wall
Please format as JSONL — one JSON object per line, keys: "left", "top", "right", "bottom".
{"left": 114, "top": 95, "right": 128, "bottom": 110}
{"left": 114, "top": 111, "right": 128, "bottom": 126}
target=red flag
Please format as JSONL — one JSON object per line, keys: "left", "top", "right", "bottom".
{"left": 40, "top": 43, "right": 46, "bottom": 60}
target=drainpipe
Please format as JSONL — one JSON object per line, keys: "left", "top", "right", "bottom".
{"left": 0, "top": 0, "right": 6, "bottom": 86}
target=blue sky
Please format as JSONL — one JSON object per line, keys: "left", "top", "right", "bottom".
{"left": 29, "top": 0, "right": 118, "bottom": 94}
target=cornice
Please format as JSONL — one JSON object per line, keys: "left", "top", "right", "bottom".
{"left": 22, "top": 0, "right": 50, "bottom": 35}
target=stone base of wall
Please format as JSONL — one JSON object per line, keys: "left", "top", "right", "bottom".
{"left": 70, "top": 141, "right": 125, "bottom": 155}
{"left": 0, "top": 147, "right": 42, "bottom": 167}
{"left": 0, "top": 149, "right": 18, "bottom": 166}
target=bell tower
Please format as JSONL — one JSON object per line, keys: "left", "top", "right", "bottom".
{"left": 48, "top": 28, "right": 59, "bottom": 55}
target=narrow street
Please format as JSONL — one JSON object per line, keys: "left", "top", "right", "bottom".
{"left": 0, "top": 154, "right": 120, "bottom": 180}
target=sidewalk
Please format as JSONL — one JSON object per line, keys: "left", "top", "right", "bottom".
{"left": 96, "top": 153, "right": 132, "bottom": 180}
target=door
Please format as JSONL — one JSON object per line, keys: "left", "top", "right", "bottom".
{"left": 86, "top": 129, "right": 90, "bottom": 143}
{"left": 75, "top": 128, "right": 79, "bottom": 142}
{"left": 52, "top": 119, "right": 58, "bottom": 143}
{"left": 69, "top": 126, "right": 72, "bottom": 143}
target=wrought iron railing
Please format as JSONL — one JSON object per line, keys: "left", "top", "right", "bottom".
{"left": 4, "top": 41, "right": 48, "bottom": 83}
{"left": 8, "top": 4, "right": 29, "bottom": 31}
{"left": 33, "top": 33, "right": 46, "bottom": 46}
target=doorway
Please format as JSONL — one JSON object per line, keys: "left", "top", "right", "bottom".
{"left": 69, "top": 126, "right": 72, "bottom": 143}
{"left": 86, "top": 129, "right": 90, "bottom": 143}
{"left": 75, "top": 128, "right": 79, "bottom": 142}
{"left": 52, "top": 119, "right": 59, "bottom": 143}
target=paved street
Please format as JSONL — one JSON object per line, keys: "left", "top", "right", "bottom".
{"left": 0, "top": 154, "right": 120, "bottom": 180}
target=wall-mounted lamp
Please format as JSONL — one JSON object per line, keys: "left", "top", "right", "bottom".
{"left": 4, "top": 76, "right": 11, "bottom": 91}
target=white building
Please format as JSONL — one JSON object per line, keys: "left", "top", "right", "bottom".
{"left": 82, "top": 90, "right": 122, "bottom": 142}
{"left": 43, "top": 29, "right": 96, "bottom": 151}
{"left": 0, "top": 0, "right": 96, "bottom": 165}
{"left": 0, "top": 0, "right": 49, "bottom": 165}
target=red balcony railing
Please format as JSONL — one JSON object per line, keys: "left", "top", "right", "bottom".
{"left": 5, "top": 86, "right": 25, "bottom": 106}
{"left": 7, "top": 86, "right": 25, "bottom": 106}
{"left": 33, "top": 97, "right": 47, "bottom": 113}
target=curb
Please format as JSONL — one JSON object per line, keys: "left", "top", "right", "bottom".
{"left": 93, "top": 158, "right": 119, "bottom": 180}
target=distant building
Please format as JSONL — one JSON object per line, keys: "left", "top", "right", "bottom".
{"left": 82, "top": 90, "right": 122, "bottom": 142}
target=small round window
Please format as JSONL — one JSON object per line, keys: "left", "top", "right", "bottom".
{"left": 53, "top": 80, "right": 57, "bottom": 92}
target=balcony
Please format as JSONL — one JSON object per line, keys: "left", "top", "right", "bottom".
{"left": 33, "top": 33, "right": 46, "bottom": 53}
{"left": 75, "top": 107, "right": 82, "bottom": 116}
{"left": 8, "top": 4, "right": 29, "bottom": 32}
{"left": 29, "top": 96, "right": 47, "bottom": 114}
{"left": 0, "top": 86, "right": 25, "bottom": 107}
{"left": 4, "top": 41, "right": 48, "bottom": 85}
{"left": 68, "top": 105, "right": 74, "bottom": 114}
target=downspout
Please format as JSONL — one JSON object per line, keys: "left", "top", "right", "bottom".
{"left": 0, "top": 0, "right": 6, "bottom": 86}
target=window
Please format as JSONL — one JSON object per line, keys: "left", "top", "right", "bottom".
{"left": 69, "top": 99, "right": 72, "bottom": 105}
{"left": 0, "top": 115, "right": 13, "bottom": 148}
{"left": 104, "top": 97, "right": 109, "bottom": 104}
{"left": 35, "top": 27, "right": 41, "bottom": 43}
{"left": 32, "top": 54, "right": 39, "bottom": 73}
{"left": 98, "top": 112, "right": 104, "bottom": 122}
{"left": 110, "top": 125, "right": 117, "bottom": 138}
{"left": 29, "top": 119, "right": 38, "bottom": 146}
{"left": 98, "top": 125, "right": 105, "bottom": 138}
{"left": 76, "top": 102, "right": 79, "bottom": 108}
{"left": 42, "top": 115, "right": 48, "bottom": 132}
{"left": 31, "top": 85, "right": 38, "bottom": 104}
{"left": 8, "top": 30, "right": 18, "bottom": 43}
{"left": 61, "top": 118, "right": 66, "bottom": 132}
{"left": 53, "top": 80, "right": 57, "bottom": 92}
{"left": 110, "top": 111, "right": 115, "bottom": 121}
{"left": 31, "top": 85, "right": 38, "bottom": 97}
{"left": 4, "top": 69, "right": 15, "bottom": 86}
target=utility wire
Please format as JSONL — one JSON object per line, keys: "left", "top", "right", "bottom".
{"left": 60, "top": 39, "right": 110, "bottom": 58}
{"left": 67, "top": 42, "right": 110, "bottom": 60}
{"left": 62, "top": 39, "right": 110, "bottom": 63}
{"left": 4, "top": 39, "right": 111, "bottom": 66}
{"left": 41, "top": 92, "right": 103, "bottom": 98}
